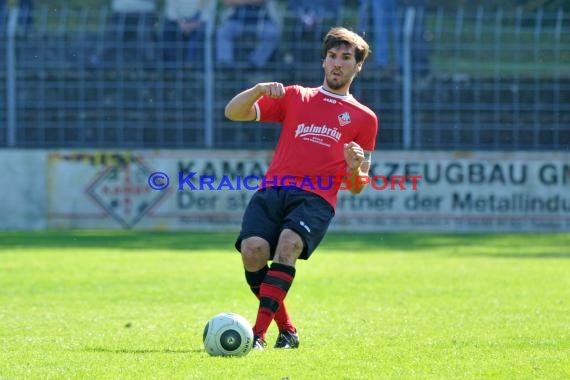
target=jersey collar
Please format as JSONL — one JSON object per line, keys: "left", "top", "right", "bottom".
{"left": 319, "top": 86, "right": 353, "bottom": 101}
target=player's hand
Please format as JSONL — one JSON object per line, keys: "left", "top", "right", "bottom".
{"left": 344, "top": 142, "right": 365, "bottom": 172}
{"left": 256, "top": 82, "right": 285, "bottom": 99}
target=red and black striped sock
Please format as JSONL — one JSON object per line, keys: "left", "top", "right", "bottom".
{"left": 253, "top": 263, "right": 296, "bottom": 339}
{"left": 245, "top": 266, "right": 296, "bottom": 334}
{"left": 245, "top": 265, "right": 268, "bottom": 298}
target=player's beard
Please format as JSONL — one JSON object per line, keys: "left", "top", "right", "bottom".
{"left": 325, "top": 71, "right": 353, "bottom": 91}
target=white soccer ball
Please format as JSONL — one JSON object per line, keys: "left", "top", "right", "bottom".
{"left": 203, "top": 312, "right": 254, "bottom": 357}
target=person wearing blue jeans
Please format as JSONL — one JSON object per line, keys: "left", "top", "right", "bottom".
{"left": 400, "top": 0, "right": 430, "bottom": 77}
{"left": 0, "top": 0, "right": 33, "bottom": 33}
{"left": 284, "top": 0, "right": 342, "bottom": 64}
{"left": 161, "top": 0, "right": 215, "bottom": 68}
{"left": 216, "top": 0, "right": 280, "bottom": 69}
{"left": 358, "top": 0, "right": 401, "bottom": 71}
{"left": 18, "top": 0, "right": 33, "bottom": 32}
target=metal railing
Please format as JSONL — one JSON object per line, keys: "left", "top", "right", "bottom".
{"left": 1, "top": 5, "right": 568, "bottom": 150}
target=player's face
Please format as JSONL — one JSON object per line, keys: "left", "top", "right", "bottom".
{"left": 322, "top": 44, "right": 362, "bottom": 94}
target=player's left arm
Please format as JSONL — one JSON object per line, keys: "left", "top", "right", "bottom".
{"left": 344, "top": 142, "right": 372, "bottom": 194}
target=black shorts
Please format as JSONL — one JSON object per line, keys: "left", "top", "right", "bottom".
{"left": 235, "top": 187, "right": 335, "bottom": 260}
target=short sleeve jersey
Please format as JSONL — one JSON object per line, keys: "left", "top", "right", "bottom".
{"left": 254, "top": 85, "right": 378, "bottom": 209}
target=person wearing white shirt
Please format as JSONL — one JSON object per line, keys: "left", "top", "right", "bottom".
{"left": 216, "top": 0, "right": 281, "bottom": 69}
{"left": 161, "top": 0, "right": 216, "bottom": 68}
{"left": 90, "top": 0, "right": 157, "bottom": 67}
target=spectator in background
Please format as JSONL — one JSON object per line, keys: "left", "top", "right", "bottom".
{"left": 399, "top": 0, "right": 430, "bottom": 77}
{"left": 0, "top": 0, "right": 3, "bottom": 48}
{"left": 358, "top": 0, "right": 401, "bottom": 72}
{"left": 0, "top": 0, "right": 33, "bottom": 35}
{"left": 284, "top": 0, "right": 342, "bottom": 64}
{"left": 161, "top": 0, "right": 215, "bottom": 69}
{"left": 18, "top": 0, "right": 33, "bottom": 34}
{"left": 216, "top": 0, "right": 280, "bottom": 69}
{"left": 90, "top": 0, "right": 157, "bottom": 68}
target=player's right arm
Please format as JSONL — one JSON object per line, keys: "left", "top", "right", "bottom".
{"left": 224, "top": 82, "right": 285, "bottom": 121}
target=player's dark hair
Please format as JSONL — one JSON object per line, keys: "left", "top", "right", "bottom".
{"left": 321, "top": 27, "right": 370, "bottom": 63}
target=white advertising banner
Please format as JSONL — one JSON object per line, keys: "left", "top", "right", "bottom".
{"left": 44, "top": 150, "right": 570, "bottom": 232}
{"left": 0, "top": 150, "right": 47, "bottom": 230}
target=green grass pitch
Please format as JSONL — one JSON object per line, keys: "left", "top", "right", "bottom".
{"left": 0, "top": 231, "right": 569, "bottom": 379}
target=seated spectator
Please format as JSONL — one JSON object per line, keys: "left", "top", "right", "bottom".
{"left": 284, "top": 0, "right": 341, "bottom": 64}
{"left": 358, "top": 0, "right": 401, "bottom": 71}
{"left": 18, "top": 0, "right": 33, "bottom": 34}
{"left": 161, "top": 0, "right": 215, "bottom": 69}
{"left": 399, "top": 0, "right": 430, "bottom": 77}
{"left": 216, "top": 0, "right": 280, "bottom": 69}
{"left": 91, "top": 0, "right": 157, "bottom": 68}
{"left": 287, "top": 0, "right": 341, "bottom": 29}
{"left": 0, "top": 0, "right": 3, "bottom": 54}
{"left": 0, "top": 0, "right": 34, "bottom": 35}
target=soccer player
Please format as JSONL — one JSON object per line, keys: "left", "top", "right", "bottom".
{"left": 224, "top": 27, "right": 378, "bottom": 350}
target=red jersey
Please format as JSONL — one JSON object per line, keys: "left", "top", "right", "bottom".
{"left": 254, "top": 85, "right": 378, "bottom": 209}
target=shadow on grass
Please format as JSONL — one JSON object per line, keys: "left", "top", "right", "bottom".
{"left": 320, "top": 232, "right": 570, "bottom": 259}
{"left": 0, "top": 230, "right": 568, "bottom": 258}
{"left": 477, "top": 252, "right": 570, "bottom": 259}
{"left": 82, "top": 346, "right": 201, "bottom": 354}
{"left": 0, "top": 231, "right": 237, "bottom": 251}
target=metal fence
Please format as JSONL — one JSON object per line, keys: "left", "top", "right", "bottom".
{"left": 1, "top": 5, "right": 569, "bottom": 150}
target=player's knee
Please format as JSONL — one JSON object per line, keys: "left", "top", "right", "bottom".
{"left": 240, "top": 237, "right": 270, "bottom": 270}
{"left": 274, "top": 229, "right": 303, "bottom": 265}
